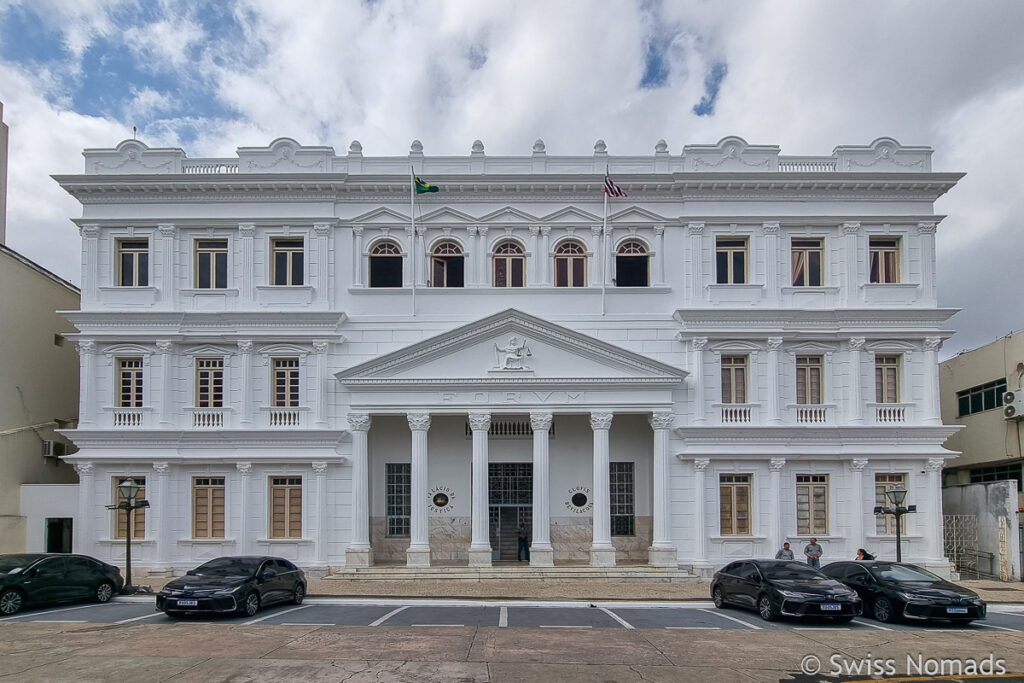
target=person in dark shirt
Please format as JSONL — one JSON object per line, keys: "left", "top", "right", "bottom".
{"left": 517, "top": 523, "right": 530, "bottom": 561}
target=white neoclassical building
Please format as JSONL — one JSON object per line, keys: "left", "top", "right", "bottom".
{"left": 54, "top": 135, "right": 961, "bottom": 577}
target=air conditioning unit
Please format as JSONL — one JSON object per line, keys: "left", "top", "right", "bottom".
{"left": 41, "top": 440, "right": 66, "bottom": 457}
{"left": 1004, "top": 389, "right": 1024, "bottom": 421}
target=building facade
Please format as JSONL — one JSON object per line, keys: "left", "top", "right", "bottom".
{"left": 55, "top": 135, "right": 961, "bottom": 577}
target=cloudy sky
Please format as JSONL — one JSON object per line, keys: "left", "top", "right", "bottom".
{"left": 1, "top": 0, "right": 1022, "bottom": 358}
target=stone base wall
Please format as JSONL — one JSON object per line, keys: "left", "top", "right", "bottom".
{"left": 551, "top": 516, "right": 652, "bottom": 562}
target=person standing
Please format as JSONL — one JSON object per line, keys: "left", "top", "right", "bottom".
{"left": 517, "top": 522, "right": 530, "bottom": 562}
{"left": 804, "top": 537, "right": 823, "bottom": 568}
{"left": 775, "top": 542, "right": 794, "bottom": 560}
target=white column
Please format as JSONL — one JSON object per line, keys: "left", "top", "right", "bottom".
{"left": 590, "top": 226, "right": 603, "bottom": 288}
{"left": 589, "top": 411, "right": 615, "bottom": 567}
{"left": 652, "top": 225, "right": 665, "bottom": 286}
{"left": 152, "top": 462, "right": 171, "bottom": 575}
{"left": 468, "top": 412, "right": 492, "bottom": 567}
{"left": 539, "top": 226, "right": 551, "bottom": 285}
{"left": 156, "top": 341, "right": 172, "bottom": 427}
{"left": 766, "top": 337, "right": 783, "bottom": 424}
{"left": 77, "top": 341, "right": 97, "bottom": 427}
{"left": 402, "top": 227, "right": 413, "bottom": 287}
{"left": 238, "top": 223, "right": 255, "bottom": 305}
{"left": 406, "top": 412, "right": 431, "bottom": 567}
{"left": 352, "top": 226, "right": 364, "bottom": 287}
{"left": 80, "top": 225, "right": 100, "bottom": 306}
{"left": 843, "top": 222, "right": 861, "bottom": 306}
{"left": 313, "top": 223, "right": 330, "bottom": 307}
{"left": 691, "top": 458, "right": 710, "bottom": 571}
{"left": 768, "top": 458, "right": 786, "bottom": 556}
{"left": 763, "top": 222, "right": 780, "bottom": 304}
{"left": 922, "top": 337, "right": 942, "bottom": 424}
{"left": 648, "top": 412, "right": 676, "bottom": 566}
{"left": 236, "top": 462, "right": 251, "bottom": 555}
{"left": 688, "top": 223, "right": 704, "bottom": 306}
{"left": 476, "top": 227, "right": 488, "bottom": 287}
{"left": 918, "top": 222, "right": 937, "bottom": 305}
{"left": 73, "top": 462, "right": 94, "bottom": 554}
{"left": 313, "top": 341, "right": 328, "bottom": 427}
{"left": 530, "top": 411, "right": 554, "bottom": 566}
{"left": 414, "top": 226, "right": 427, "bottom": 286}
{"left": 691, "top": 338, "right": 708, "bottom": 425}
{"left": 465, "top": 227, "right": 477, "bottom": 285}
{"left": 925, "top": 458, "right": 946, "bottom": 562}
{"left": 346, "top": 414, "right": 372, "bottom": 567}
{"left": 529, "top": 226, "right": 541, "bottom": 286}
{"left": 313, "top": 462, "right": 328, "bottom": 565}
{"left": 157, "top": 224, "right": 176, "bottom": 309}
{"left": 237, "top": 340, "right": 254, "bottom": 427}
{"left": 850, "top": 458, "right": 868, "bottom": 552}
{"left": 847, "top": 337, "right": 865, "bottom": 424}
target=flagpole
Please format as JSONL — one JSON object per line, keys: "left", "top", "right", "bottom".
{"left": 410, "top": 166, "right": 417, "bottom": 317}
{"left": 601, "top": 185, "right": 608, "bottom": 316}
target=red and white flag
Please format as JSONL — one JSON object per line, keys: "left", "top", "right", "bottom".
{"left": 603, "top": 174, "right": 627, "bottom": 198}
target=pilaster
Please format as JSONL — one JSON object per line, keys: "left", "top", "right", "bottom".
{"left": 347, "top": 413, "right": 372, "bottom": 567}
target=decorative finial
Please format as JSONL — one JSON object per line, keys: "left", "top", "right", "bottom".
{"left": 471, "top": 139, "right": 484, "bottom": 153}
{"left": 410, "top": 139, "right": 423, "bottom": 153}
{"left": 533, "top": 139, "right": 546, "bottom": 153}
{"left": 594, "top": 139, "right": 607, "bottom": 153}
{"left": 132, "top": 125, "right": 137, "bottom": 141}
{"left": 655, "top": 139, "right": 668, "bottom": 153}
{"left": 348, "top": 140, "right": 362, "bottom": 153}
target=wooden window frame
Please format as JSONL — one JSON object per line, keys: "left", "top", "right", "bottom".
{"left": 791, "top": 238, "right": 824, "bottom": 287}
{"left": 272, "top": 358, "right": 300, "bottom": 407}
{"left": 113, "top": 476, "right": 146, "bottom": 539}
{"left": 869, "top": 237, "right": 900, "bottom": 283}
{"left": 195, "top": 358, "right": 224, "bottom": 408}
{"left": 715, "top": 238, "right": 747, "bottom": 284}
{"left": 493, "top": 241, "right": 525, "bottom": 287}
{"left": 721, "top": 355, "right": 748, "bottom": 404}
{"left": 270, "top": 238, "right": 304, "bottom": 286}
{"left": 875, "top": 473, "right": 908, "bottom": 534}
{"left": 796, "top": 355, "right": 823, "bottom": 405}
{"left": 192, "top": 476, "right": 226, "bottom": 539}
{"left": 875, "top": 355, "right": 900, "bottom": 404}
{"left": 194, "top": 239, "right": 229, "bottom": 289}
{"left": 719, "top": 473, "right": 752, "bottom": 535}
{"left": 430, "top": 241, "right": 464, "bottom": 288}
{"left": 796, "top": 474, "right": 829, "bottom": 536}
{"left": 118, "top": 358, "right": 144, "bottom": 408}
{"left": 117, "top": 239, "right": 149, "bottom": 287}
{"left": 554, "top": 241, "right": 587, "bottom": 287}
{"left": 269, "top": 476, "right": 302, "bottom": 539}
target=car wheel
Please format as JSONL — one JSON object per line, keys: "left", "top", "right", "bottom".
{"left": 95, "top": 581, "right": 115, "bottom": 603}
{"left": 292, "top": 583, "right": 305, "bottom": 605}
{"left": 758, "top": 594, "right": 779, "bottom": 622}
{"left": 872, "top": 596, "right": 895, "bottom": 623}
{"left": 0, "top": 589, "right": 23, "bottom": 616}
{"left": 712, "top": 587, "right": 725, "bottom": 609}
{"left": 241, "top": 591, "right": 260, "bottom": 617}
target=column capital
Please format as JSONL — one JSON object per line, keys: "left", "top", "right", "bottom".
{"left": 77, "top": 340, "right": 96, "bottom": 355}
{"left": 155, "top": 340, "right": 172, "bottom": 353}
{"left": 842, "top": 221, "right": 862, "bottom": 235}
{"left": 237, "top": 339, "right": 253, "bottom": 354}
{"left": 687, "top": 222, "right": 704, "bottom": 235}
{"left": 468, "top": 412, "right": 491, "bottom": 431}
{"left": 236, "top": 462, "right": 252, "bottom": 475}
{"left": 848, "top": 337, "right": 866, "bottom": 351}
{"left": 767, "top": 337, "right": 783, "bottom": 351}
{"left": 347, "top": 413, "right": 371, "bottom": 432}
{"left": 313, "top": 223, "right": 332, "bottom": 237}
{"left": 692, "top": 337, "right": 708, "bottom": 351}
{"left": 923, "top": 337, "right": 942, "bottom": 352}
{"left": 850, "top": 458, "right": 869, "bottom": 472}
{"left": 529, "top": 411, "right": 553, "bottom": 431}
{"left": 152, "top": 462, "right": 170, "bottom": 475}
{"left": 762, "top": 221, "right": 780, "bottom": 234}
{"left": 769, "top": 457, "right": 786, "bottom": 472}
{"left": 917, "top": 221, "right": 937, "bottom": 235}
{"left": 589, "top": 412, "right": 614, "bottom": 430}
{"left": 157, "top": 223, "right": 176, "bottom": 236}
{"left": 238, "top": 223, "right": 256, "bottom": 237}
{"left": 312, "top": 340, "right": 329, "bottom": 354}
{"left": 73, "top": 462, "right": 95, "bottom": 476}
{"left": 653, "top": 224, "right": 665, "bottom": 236}
{"left": 312, "top": 462, "right": 329, "bottom": 475}
{"left": 926, "top": 457, "right": 945, "bottom": 472}
{"left": 649, "top": 412, "right": 674, "bottom": 430}
{"left": 80, "top": 224, "right": 100, "bottom": 238}
{"left": 692, "top": 458, "right": 710, "bottom": 472}
{"left": 407, "top": 412, "right": 432, "bottom": 431}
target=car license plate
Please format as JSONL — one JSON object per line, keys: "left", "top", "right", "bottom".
{"left": 820, "top": 603, "right": 842, "bottom": 611}
{"left": 946, "top": 606, "right": 968, "bottom": 614}
{"left": 176, "top": 599, "right": 198, "bottom": 607}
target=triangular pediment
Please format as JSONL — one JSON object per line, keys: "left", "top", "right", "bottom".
{"left": 540, "top": 207, "right": 602, "bottom": 224}
{"left": 608, "top": 206, "right": 668, "bottom": 223}
{"left": 350, "top": 207, "right": 410, "bottom": 224}
{"left": 418, "top": 207, "right": 477, "bottom": 224}
{"left": 477, "top": 207, "right": 539, "bottom": 224}
{"left": 337, "top": 309, "right": 686, "bottom": 386}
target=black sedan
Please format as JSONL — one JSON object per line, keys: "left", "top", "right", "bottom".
{"left": 711, "top": 559, "right": 862, "bottom": 622}
{"left": 157, "top": 556, "right": 306, "bottom": 617}
{"left": 0, "top": 553, "right": 124, "bottom": 615}
{"left": 821, "top": 560, "right": 986, "bottom": 624}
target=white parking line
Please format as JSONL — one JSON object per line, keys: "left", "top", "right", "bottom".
{"left": 539, "top": 625, "right": 591, "bottom": 629}
{"left": 369, "top": 606, "right": 408, "bottom": 626}
{"left": 243, "top": 605, "right": 310, "bottom": 625}
{"left": 598, "top": 607, "right": 635, "bottom": 629}
{"left": 795, "top": 627, "right": 849, "bottom": 631}
{"left": 698, "top": 608, "right": 762, "bottom": 630}
{"left": 281, "top": 622, "right": 334, "bottom": 626}
{"left": 498, "top": 606, "right": 508, "bottom": 627}
{"left": 116, "top": 612, "right": 165, "bottom": 624}
{"left": 666, "top": 626, "right": 721, "bottom": 630}
{"left": 852, "top": 619, "right": 892, "bottom": 631}
{"left": 0, "top": 603, "right": 108, "bottom": 622}
{"left": 412, "top": 624, "right": 464, "bottom": 627}
{"left": 978, "top": 623, "right": 1019, "bottom": 632}
{"left": 34, "top": 620, "right": 86, "bottom": 623}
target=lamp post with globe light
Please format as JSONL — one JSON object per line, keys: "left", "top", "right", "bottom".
{"left": 873, "top": 484, "right": 916, "bottom": 562}
{"left": 106, "top": 479, "right": 150, "bottom": 594}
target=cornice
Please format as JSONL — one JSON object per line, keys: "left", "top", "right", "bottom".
{"left": 60, "top": 429, "right": 351, "bottom": 450}
{"left": 674, "top": 308, "right": 959, "bottom": 328}
{"left": 62, "top": 311, "right": 348, "bottom": 330}
{"left": 673, "top": 425, "right": 961, "bottom": 443}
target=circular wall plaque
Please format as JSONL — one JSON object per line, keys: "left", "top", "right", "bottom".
{"left": 432, "top": 492, "right": 450, "bottom": 508}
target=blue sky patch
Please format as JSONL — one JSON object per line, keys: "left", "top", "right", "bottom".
{"left": 640, "top": 33, "right": 673, "bottom": 89}
{"left": 693, "top": 61, "right": 727, "bottom": 116}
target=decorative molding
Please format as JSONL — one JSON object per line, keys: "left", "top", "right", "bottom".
{"left": 238, "top": 223, "right": 256, "bottom": 237}
{"left": 530, "top": 411, "right": 553, "bottom": 431}
{"left": 926, "top": 457, "right": 945, "bottom": 472}
{"left": 80, "top": 225, "right": 100, "bottom": 238}
{"left": 842, "top": 222, "right": 862, "bottom": 235}
{"left": 762, "top": 222, "right": 780, "bottom": 234}
{"left": 767, "top": 337, "right": 784, "bottom": 351}
{"left": 493, "top": 336, "right": 533, "bottom": 371}
{"left": 152, "top": 462, "right": 170, "bottom": 475}
{"left": 693, "top": 458, "right": 710, "bottom": 472}
{"left": 769, "top": 457, "right": 786, "bottom": 472}
{"left": 850, "top": 458, "right": 869, "bottom": 472}
{"left": 923, "top": 337, "right": 941, "bottom": 352}
{"left": 347, "top": 413, "right": 371, "bottom": 432}
{"left": 237, "top": 339, "right": 254, "bottom": 354}
{"left": 649, "top": 412, "right": 674, "bottom": 430}
{"left": 236, "top": 462, "right": 252, "bottom": 475}
{"left": 848, "top": 337, "right": 866, "bottom": 351}
{"left": 590, "top": 412, "right": 614, "bottom": 431}
{"left": 77, "top": 340, "right": 96, "bottom": 355}
{"left": 468, "top": 412, "right": 492, "bottom": 431}
{"left": 312, "top": 462, "right": 328, "bottom": 475}
{"left": 313, "top": 223, "right": 332, "bottom": 237}
{"left": 157, "top": 223, "right": 176, "bottom": 237}
{"left": 407, "top": 413, "right": 432, "bottom": 431}
{"left": 155, "top": 341, "right": 172, "bottom": 353}
{"left": 692, "top": 337, "right": 709, "bottom": 352}
{"left": 74, "top": 462, "right": 94, "bottom": 476}
{"left": 687, "top": 222, "right": 705, "bottom": 235}
{"left": 312, "top": 340, "right": 329, "bottom": 354}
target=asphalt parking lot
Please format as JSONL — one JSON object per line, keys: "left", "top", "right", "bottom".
{"left": 3, "top": 597, "right": 1023, "bottom": 632}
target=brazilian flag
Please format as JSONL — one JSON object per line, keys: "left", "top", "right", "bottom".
{"left": 414, "top": 175, "right": 440, "bottom": 194}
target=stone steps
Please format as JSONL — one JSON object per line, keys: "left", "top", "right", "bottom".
{"left": 324, "top": 565, "right": 701, "bottom": 583}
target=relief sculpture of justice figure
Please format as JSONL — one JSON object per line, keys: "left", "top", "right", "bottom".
{"left": 494, "top": 336, "right": 533, "bottom": 370}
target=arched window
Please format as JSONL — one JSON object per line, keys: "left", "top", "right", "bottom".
{"left": 431, "top": 241, "right": 464, "bottom": 288}
{"left": 615, "top": 240, "right": 649, "bottom": 287}
{"left": 369, "top": 241, "right": 403, "bottom": 288}
{"left": 493, "top": 241, "right": 525, "bottom": 287}
{"left": 554, "top": 241, "right": 587, "bottom": 287}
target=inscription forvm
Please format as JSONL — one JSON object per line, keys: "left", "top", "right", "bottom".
{"left": 440, "top": 391, "right": 585, "bottom": 404}
{"left": 428, "top": 486, "right": 455, "bottom": 513}
{"left": 565, "top": 486, "right": 593, "bottom": 513}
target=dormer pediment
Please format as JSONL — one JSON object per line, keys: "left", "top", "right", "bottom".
{"left": 608, "top": 206, "right": 668, "bottom": 223}
{"left": 540, "top": 207, "right": 602, "bottom": 224}
{"left": 349, "top": 207, "right": 411, "bottom": 224}
{"left": 418, "top": 207, "right": 478, "bottom": 224}
{"left": 477, "top": 207, "right": 539, "bottom": 224}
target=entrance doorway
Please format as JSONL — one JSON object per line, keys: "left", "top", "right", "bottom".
{"left": 488, "top": 463, "right": 532, "bottom": 561}
{"left": 45, "top": 518, "right": 73, "bottom": 553}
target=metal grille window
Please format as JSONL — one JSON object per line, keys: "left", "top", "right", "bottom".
{"left": 192, "top": 477, "right": 225, "bottom": 539}
{"left": 118, "top": 358, "right": 144, "bottom": 407}
{"left": 715, "top": 238, "right": 747, "bottom": 284}
{"left": 615, "top": 240, "right": 649, "bottom": 287}
{"left": 719, "top": 474, "right": 751, "bottom": 535}
{"left": 195, "top": 239, "right": 229, "bottom": 289}
{"left": 610, "top": 462, "right": 635, "bottom": 536}
{"left": 796, "top": 474, "right": 829, "bottom": 535}
{"left": 875, "top": 473, "right": 908, "bottom": 534}
{"left": 269, "top": 477, "right": 302, "bottom": 538}
{"left": 488, "top": 463, "right": 532, "bottom": 505}
{"left": 113, "top": 476, "right": 146, "bottom": 539}
{"left": 875, "top": 355, "right": 900, "bottom": 403}
{"left": 554, "top": 241, "right": 587, "bottom": 287}
{"left": 386, "top": 463, "right": 411, "bottom": 537}
{"left": 721, "top": 355, "right": 747, "bottom": 404}
{"left": 493, "top": 241, "right": 525, "bottom": 287}
{"left": 271, "top": 238, "right": 304, "bottom": 285}
{"left": 869, "top": 237, "right": 900, "bottom": 283}
{"left": 430, "top": 241, "right": 464, "bottom": 287}
{"left": 272, "top": 358, "right": 300, "bottom": 407}
{"left": 957, "top": 379, "right": 1007, "bottom": 417}
{"left": 195, "top": 358, "right": 224, "bottom": 408}
{"left": 791, "top": 238, "right": 823, "bottom": 286}
{"left": 796, "top": 355, "right": 823, "bottom": 405}
{"left": 117, "top": 239, "right": 149, "bottom": 286}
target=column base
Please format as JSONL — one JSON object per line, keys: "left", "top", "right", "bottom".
{"left": 589, "top": 546, "right": 617, "bottom": 567}
{"left": 346, "top": 546, "right": 374, "bottom": 568}
{"left": 406, "top": 547, "right": 431, "bottom": 568}
{"left": 647, "top": 545, "right": 678, "bottom": 567}
{"left": 529, "top": 546, "right": 554, "bottom": 567}
{"left": 468, "top": 548, "right": 493, "bottom": 567}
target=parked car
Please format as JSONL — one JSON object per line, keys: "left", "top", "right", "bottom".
{"left": 711, "top": 559, "right": 862, "bottom": 622}
{"left": 157, "top": 556, "right": 306, "bottom": 617}
{"left": 0, "top": 553, "right": 124, "bottom": 615}
{"left": 820, "top": 560, "right": 986, "bottom": 624}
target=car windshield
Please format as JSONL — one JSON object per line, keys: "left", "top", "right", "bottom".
{"left": 0, "top": 555, "right": 41, "bottom": 574}
{"left": 760, "top": 563, "right": 829, "bottom": 581}
{"left": 869, "top": 564, "right": 943, "bottom": 582}
{"left": 192, "top": 558, "right": 260, "bottom": 577}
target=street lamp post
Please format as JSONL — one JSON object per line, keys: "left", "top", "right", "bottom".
{"left": 873, "top": 484, "right": 916, "bottom": 562}
{"left": 108, "top": 479, "right": 150, "bottom": 595}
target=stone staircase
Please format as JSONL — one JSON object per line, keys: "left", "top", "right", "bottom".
{"left": 324, "top": 563, "right": 701, "bottom": 584}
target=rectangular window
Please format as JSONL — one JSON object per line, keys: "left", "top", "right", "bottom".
{"left": 721, "top": 355, "right": 747, "bottom": 404}
{"left": 715, "top": 238, "right": 747, "bottom": 284}
{"left": 969, "top": 464, "right": 1023, "bottom": 492}
{"left": 117, "top": 239, "right": 149, "bottom": 286}
{"left": 113, "top": 476, "right": 146, "bottom": 539}
{"left": 272, "top": 358, "right": 300, "bottom": 407}
{"left": 195, "top": 358, "right": 224, "bottom": 408}
{"left": 791, "top": 238, "right": 823, "bottom": 286}
{"left": 796, "top": 474, "right": 829, "bottom": 536}
{"left": 875, "top": 355, "right": 900, "bottom": 404}
{"left": 869, "top": 238, "right": 900, "bottom": 283}
{"left": 875, "top": 473, "right": 908, "bottom": 534}
{"left": 271, "top": 238, "right": 304, "bottom": 285}
{"left": 719, "top": 473, "right": 751, "bottom": 535}
{"left": 386, "top": 463, "right": 411, "bottom": 537}
{"left": 192, "top": 477, "right": 225, "bottom": 539}
{"left": 195, "top": 239, "right": 229, "bottom": 289}
{"left": 610, "top": 462, "right": 635, "bottom": 536}
{"left": 118, "top": 358, "right": 144, "bottom": 407}
{"left": 957, "top": 378, "right": 1007, "bottom": 417}
{"left": 269, "top": 477, "right": 302, "bottom": 538}
{"left": 796, "top": 355, "right": 823, "bottom": 405}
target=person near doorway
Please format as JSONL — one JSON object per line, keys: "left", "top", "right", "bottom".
{"left": 775, "top": 542, "right": 794, "bottom": 560}
{"left": 517, "top": 523, "right": 530, "bottom": 561}
{"left": 804, "top": 538, "right": 823, "bottom": 568}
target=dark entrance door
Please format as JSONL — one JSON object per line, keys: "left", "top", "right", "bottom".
{"left": 488, "top": 463, "right": 532, "bottom": 561}
{"left": 45, "top": 518, "right": 73, "bottom": 553}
